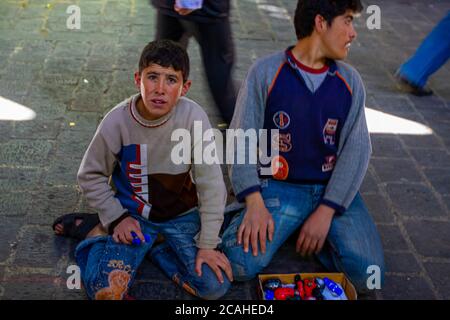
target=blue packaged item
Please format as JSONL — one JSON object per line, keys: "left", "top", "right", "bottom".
{"left": 323, "top": 277, "right": 344, "bottom": 297}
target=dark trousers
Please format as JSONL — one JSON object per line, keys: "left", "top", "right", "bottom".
{"left": 155, "top": 12, "right": 237, "bottom": 124}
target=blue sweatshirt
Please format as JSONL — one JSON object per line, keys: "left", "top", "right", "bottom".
{"left": 229, "top": 49, "right": 371, "bottom": 214}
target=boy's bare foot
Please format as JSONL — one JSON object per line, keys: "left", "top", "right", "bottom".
{"left": 54, "top": 220, "right": 107, "bottom": 239}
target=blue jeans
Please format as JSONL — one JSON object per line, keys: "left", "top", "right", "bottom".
{"left": 74, "top": 209, "right": 231, "bottom": 300}
{"left": 398, "top": 11, "right": 450, "bottom": 88}
{"left": 220, "top": 179, "right": 385, "bottom": 293}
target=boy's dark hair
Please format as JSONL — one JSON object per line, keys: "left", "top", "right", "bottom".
{"left": 138, "top": 40, "right": 190, "bottom": 82}
{"left": 294, "top": 0, "right": 363, "bottom": 39}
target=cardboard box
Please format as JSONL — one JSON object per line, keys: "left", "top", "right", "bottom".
{"left": 258, "top": 273, "right": 358, "bottom": 300}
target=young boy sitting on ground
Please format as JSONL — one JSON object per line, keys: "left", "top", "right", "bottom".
{"left": 52, "top": 40, "right": 232, "bottom": 300}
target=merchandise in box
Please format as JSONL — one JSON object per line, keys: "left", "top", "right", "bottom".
{"left": 258, "top": 273, "right": 357, "bottom": 300}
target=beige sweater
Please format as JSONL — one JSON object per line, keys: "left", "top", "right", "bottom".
{"left": 77, "top": 94, "right": 227, "bottom": 249}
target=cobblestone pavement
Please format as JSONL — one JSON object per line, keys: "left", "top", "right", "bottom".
{"left": 0, "top": 0, "right": 449, "bottom": 300}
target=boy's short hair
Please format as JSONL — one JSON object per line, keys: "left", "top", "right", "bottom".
{"left": 138, "top": 40, "right": 190, "bottom": 82}
{"left": 294, "top": 0, "right": 363, "bottom": 39}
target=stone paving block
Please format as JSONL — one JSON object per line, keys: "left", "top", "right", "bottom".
{"left": 371, "top": 159, "right": 424, "bottom": 184}
{"left": 0, "top": 192, "right": 33, "bottom": 217}
{"left": 423, "top": 262, "right": 450, "bottom": 299}
{"left": 25, "top": 98, "right": 68, "bottom": 122}
{"left": 28, "top": 82, "right": 74, "bottom": 104}
{"left": 415, "top": 105, "right": 450, "bottom": 126}
{"left": 404, "top": 220, "right": 450, "bottom": 259}
{"left": 53, "top": 286, "right": 87, "bottom": 300}
{"left": 29, "top": 186, "right": 80, "bottom": 226}
{"left": 423, "top": 168, "right": 450, "bottom": 196}
{"left": 103, "top": 84, "right": 138, "bottom": 108}
{"left": 385, "top": 183, "right": 445, "bottom": 218}
{"left": 70, "top": 90, "right": 106, "bottom": 111}
{"left": 42, "top": 159, "right": 80, "bottom": 186}
{"left": 52, "top": 41, "right": 90, "bottom": 59}
{"left": 54, "top": 129, "right": 94, "bottom": 160}
{"left": 370, "top": 135, "right": 408, "bottom": 158}
{"left": 360, "top": 169, "right": 379, "bottom": 194}
{"left": 377, "top": 225, "right": 409, "bottom": 251}
{"left": 384, "top": 251, "right": 421, "bottom": 274}
{"left": 13, "top": 225, "right": 69, "bottom": 268}
{"left": 44, "top": 57, "right": 86, "bottom": 76}
{"left": 409, "top": 148, "right": 450, "bottom": 168}
{"left": 0, "top": 139, "right": 53, "bottom": 167}
{"left": 10, "top": 120, "right": 61, "bottom": 140}
{"left": 400, "top": 134, "right": 444, "bottom": 149}
{"left": 39, "top": 73, "right": 80, "bottom": 89}
{"left": 1, "top": 273, "right": 59, "bottom": 300}
{"left": 362, "top": 193, "right": 395, "bottom": 223}
{"left": 0, "top": 167, "right": 42, "bottom": 192}
{"left": 443, "top": 195, "right": 450, "bottom": 212}
{"left": 79, "top": 72, "right": 113, "bottom": 93}
{"left": 85, "top": 57, "right": 117, "bottom": 72}
{"left": 0, "top": 216, "right": 24, "bottom": 263}
{"left": 0, "top": 79, "right": 30, "bottom": 98}
{"left": 409, "top": 95, "right": 448, "bottom": 114}
{"left": 61, "top": 111, "right": 102, "bottom": 132}
{"left": 381, "top": 275, "right": 436, "bottom": 300}
{"left": 0, "top": 122, "right": 12, "bottom": 144}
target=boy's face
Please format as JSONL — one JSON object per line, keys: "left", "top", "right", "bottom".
{"left": 134, "top": 63, "right": 191, "bottom": 120}
{"left": 320, "top": 10, "right": 357, "bottom": 60}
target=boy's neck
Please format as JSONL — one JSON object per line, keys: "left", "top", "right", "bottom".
{"left": 136, "top": 96, "right": 159, "bottom": 121}
{"left": 291, "top": 37, "right": 328, "bottom": 70}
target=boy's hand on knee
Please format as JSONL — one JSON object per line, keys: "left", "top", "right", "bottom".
{"left": 239, "top": 192, "right": 275, "bottom": 257}
{"left": 195, "top": 249, "right": 234, "bottom": 284}
{"left": 296, "top": 205, "right": 335, "bottom": 257}
{"left": 112, "top": 217, "right": 145, "bottom": 245}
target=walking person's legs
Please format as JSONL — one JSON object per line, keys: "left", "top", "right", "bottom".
{"left": 180, "top": 18, "right": 237, "bottom": 124}
{"left": 155, "top": 11, "right": 191, "bottom": 48}
{"left": 397, "top": 11, "right": 450, "bottom": 94}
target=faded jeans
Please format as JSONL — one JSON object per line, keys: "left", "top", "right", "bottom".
{"left": 220, "top": 179, "right": 385, "bottom": 293}
{"left": 75, "top": 209, "right": 231, "bottom": 300}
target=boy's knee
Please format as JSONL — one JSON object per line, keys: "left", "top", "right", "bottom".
{"left": 193, "top": 271, "right": 232, "bottom": 300}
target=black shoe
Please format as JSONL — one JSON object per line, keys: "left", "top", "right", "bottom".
{"left": 394, "top": 71, "right": 433, "bottom": 96}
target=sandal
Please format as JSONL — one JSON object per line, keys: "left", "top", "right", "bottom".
{"left": 52, "top": 212, "right": 100, "bottom": 240}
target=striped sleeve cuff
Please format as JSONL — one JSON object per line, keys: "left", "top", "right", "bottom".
{"left": 320, "top": 199, "right": 346, "bottom": 215}
{"left": 236, "top": 185, "right": 262, "bottom": 203}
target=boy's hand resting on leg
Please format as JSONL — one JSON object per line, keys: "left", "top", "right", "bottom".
{"left": 195, "top": 249, "right": 234, "bottom": 283}
{"left": 112, "top": 216, "right": 146, "bottom": 245}
{"left": 238, "top": 192, "right": 275, "bottom": 257}
{"left": 296, "top": 204, "right": 335, "bottom": 257}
